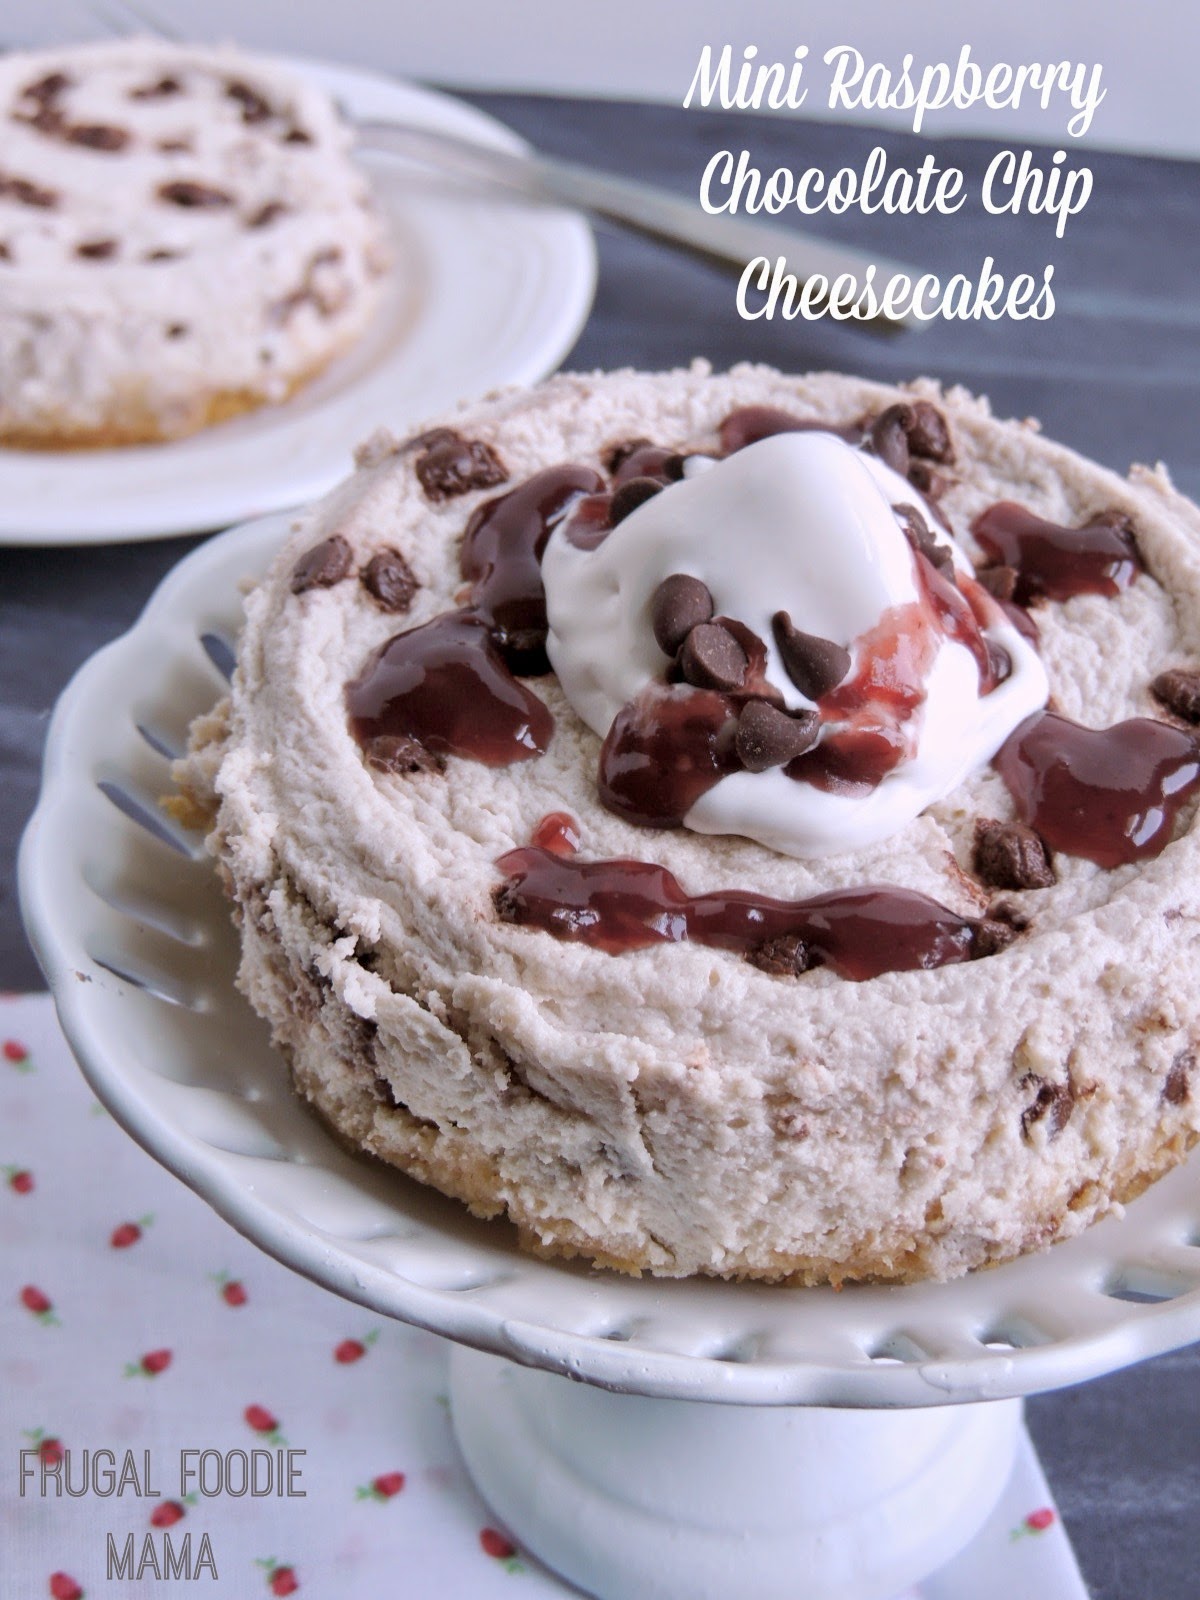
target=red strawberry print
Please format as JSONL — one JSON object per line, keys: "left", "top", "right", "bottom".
{"left": 244, "top": 1404, "right": 285, "bottom": 1444}
{"left": 20, "top": 1285, "right": 58, "bottom": 1324}
{"left": 334, "top": 1328, "right": 380, "bottom": 1364}
{"left": 152, "top": 1500, "right": 186, "bottom": 1528}
{"left": 1011, "top": 1504, "right": 1058, "bottom": 1541}
{"left": 256, "top": 1558, "right": 298, "bottom": 1594}
{"left": 356, "top": 1470, "right": 406, "bottom": 1501}
{"left": 5, "top": 1166, "right": 34, "bottom": 1194}
{"left": 24, "top": 1430, "right": 64, "bottom": 1466}
{"left": 125, "top": 1348, "right": 171, "bottom": 1378}
{"left": 110, "top": 1214, "right": 154, "bottom": 1249}
{"left": 49, "top": 1575, "right": 83, "bottom": 1600}
{"left": 480, "top": 1527, "right": 517, "bottom": 1559}
{"left": 211, "top": 1269, "right": 248, "bottom": 1307}
{"left": 3, "top": 1038, "right": 31, "bottom": 1067}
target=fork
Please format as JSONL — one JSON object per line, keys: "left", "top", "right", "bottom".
{"left": 85, "top": 0, "right": 924, "bottom": 333}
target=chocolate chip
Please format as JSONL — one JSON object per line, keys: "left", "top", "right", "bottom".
{"left": 283, "top": 126, "right": 313, "bottom": 144}
{"left": 166, "top": 323, "right": 188, "bottom": 339}
{"left": 144, "top": 247, "right": 180, "bottom": 262}
{"left": 678, "top": 622, "right": 747, "bottom": 691}
{"left": 76, "top": 238, "right": 117, "bottom": 260}
{"left": 867, "top": 401, "right": 953, "bottom": 481}
{"left": 66, "top": 122, "right": 130, "bottom": 151}
{"left": 1164, "top": 1049, "right": 1194, "bottom": 1105}
{"left": 0, "top": 242, "right": 10, "bottom": 261}
{"left": 771, "top": 613, "right": 850, "bottom": 701}
{"left": 650, "top": 575, "right": 713, "bottom": 655}
{"left": 1020, "top": 1076, "right": 1074, "bottom": 1140}
{"left": 14, "top": 103, "right": 64, "bottom": 134}
{"left": 130, "top": 76, "right": 182, "bottom": 100}
{"left": 1152, "top": 668, "right": 1200, "bottom": 724}
{"left": 867, "top": 403, "right": 914, "bottom": 475}
{"left": 247, "top": 200, "right": 287, "bottom": 228}
{"left": 227, "top": 80, "right": 273, "bottom": 123}
{"left": 907, "top": 400, "right": 953, "bottom": 462}
{"left": 971, "top": 917, "right": 1019, "bottom": 958}
{"left": 907, "top": 460, "right": 950, "bottom": 500}
{"left": 362, "top": 548, "right": 418, "bottom": 613}
{"left": 156, "top": 137, "right": 192, "bottom": 154}
{"left": 662, "top": 452, "right": 700, "bottom": 480}
{"left": 22, "top": 72, "right": 72, "bottom": 102}
{"left": 894, "top": 502, "right": 955, "bottom": 577}
{"left": 157, "top": 180, "right": 234, "bottom": 208}
{"left": 364, "top": 734, "right": 444, "bottom": 776}
{"left": 415, "top": 431, "right": 508, "bottom": 502}
{"left": 609, "top": 476, "right": 663, "bottom": 526}
{"left": 976, "top": 564, "right": 1019, "bottom": 602}
{"left": 973, "top": 819, "right": 1056, "bottom": 891}
{"left": 603, "top": 437, "right": 654, "bottom": 474}
{"left": 0, "top": 172, "right": 58, "bottom": 208}
{"left": 747, "top": 932, "right": 814, "bottom": 977}
{"left": 734, "top": 700, "right": 819, "bottom": 772}
{"left": 290, "top": 534, "right": 353, "bottom": 594}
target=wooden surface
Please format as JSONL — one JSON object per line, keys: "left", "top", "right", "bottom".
{"left": 3, "top": 94, "right": 1199, "bottom": 1599}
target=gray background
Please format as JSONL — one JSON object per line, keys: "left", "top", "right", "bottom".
{"left": 3, "top": 96, "right": 1199, "bottom": 1597}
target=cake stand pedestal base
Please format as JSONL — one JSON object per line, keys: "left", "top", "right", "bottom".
{"left": 450, "top": 1345, "right": 1022, "bottom": 1600}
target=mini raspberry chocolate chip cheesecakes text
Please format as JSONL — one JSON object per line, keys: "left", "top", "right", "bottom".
{"left": 0, "top": 38, "right": 387, "bottom": 447}
{"left": 175, "top": 364, "right": 1200, "bottom": 1283}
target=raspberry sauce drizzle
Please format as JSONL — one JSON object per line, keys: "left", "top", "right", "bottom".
{"left": 995, "top": 711, "right": 1200, "bottom": 868}
{"left": 347, "top": 612, "right": 554, "bottom": 765}
{"left": 494, "top": 848, "right": 989, "bottom": 981}
{"left": 972, "top": 502, "right": 1143, "bottom": 604}
{"left": 348, "top": 464, "right": 600, "bottom": 768}
{"left": 461, "top": 464, "right": 604, "bottom": 674}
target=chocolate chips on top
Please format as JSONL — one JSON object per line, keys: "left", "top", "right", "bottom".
{"left": 609, "top": 476, "right": 663, "bottom": 526}
{"left": 362, "top": 548, "right": 418, "bottom": 614}
{"left": 866, "top": 399, "right": 954, "bottom": 482}
{"left": 651, "top": 574, "right": 714, "bottom": 655}
{"left": 973, "top": 818, "right": 1056, "bottom": 891}
{"left": 734, "top": 701, "right": 819, "bottom": 772}
{"left": 411, "top": 428, "right": 509, "bottom": 503}
{"left": 771, "top": 612, "right": 850, "bottom": 701}
{"left": 679, "top": 621, "right": 748, "bottom": 691}
{"left": 1152, "top": 669, "right": 1200, "bottom": 725}
{"left": 290, "top": 534, "right": 352, "bottom": 594}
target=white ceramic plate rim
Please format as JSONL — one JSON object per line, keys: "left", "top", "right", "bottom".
{"left": 19, "top": 513, "right": 1200, "bottom": 1407}
{"left": 0, "top": 56, "right": 595, "bottom": 545}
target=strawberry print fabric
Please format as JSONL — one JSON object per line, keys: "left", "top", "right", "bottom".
{"left": 0, "top": 994, "right": 1088, "bottom": 1598}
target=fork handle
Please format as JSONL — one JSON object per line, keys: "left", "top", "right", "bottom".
{"left": 354, "top": 120, "right": 921, "bottom": 334}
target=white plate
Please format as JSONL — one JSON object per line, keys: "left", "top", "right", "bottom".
{"left": 20, "top": 512, "right": 1200, "bottom": 1406}
{"left": 0, "top": 58, "right": 595, "bottom": 545}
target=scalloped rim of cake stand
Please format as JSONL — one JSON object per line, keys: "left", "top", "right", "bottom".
{"left": 19, "top": 511, "right": 1200, "bottom": 1408}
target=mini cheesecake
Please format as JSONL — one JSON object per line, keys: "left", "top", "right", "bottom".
{"left": 176, "top": 364, "right": 1200, "bottom": 1283}
{"left": 0, "top": 38, "right": 387, "bottom": 447}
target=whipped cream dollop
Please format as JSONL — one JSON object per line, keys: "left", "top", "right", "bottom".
{"left": 543, "top": 430, "right": 1049, "bottom": 857}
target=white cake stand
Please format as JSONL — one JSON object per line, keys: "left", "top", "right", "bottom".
{"left": 21, "top": 516, "right": 1200, "bottom": 1599}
